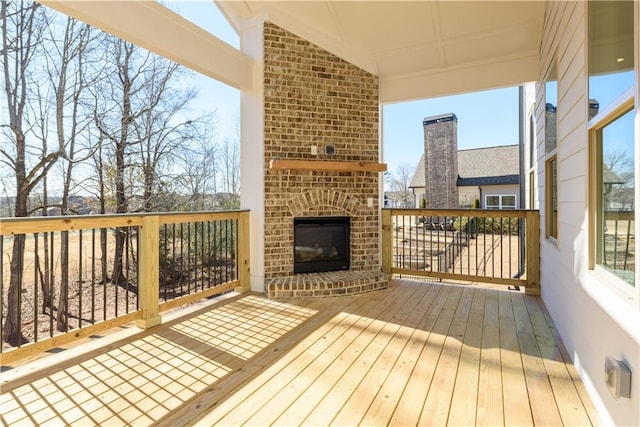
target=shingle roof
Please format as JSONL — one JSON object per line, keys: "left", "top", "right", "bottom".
{"left": 409, "top": 155, "right": 426, "bottom": 188}
{"left": 409, "top": 144, "right": 520, "bottom": 188}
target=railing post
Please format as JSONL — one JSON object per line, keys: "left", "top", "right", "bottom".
{"left": 525, "top": 210, "right": 541, "bottom": 295}
{"left": 136, "top": 215, "right": 162, "bottom": 329}
{"left": 381, "top": 209, "right": 392, "bottom": 279}
{"left": 236, "top": 211, "right": 251, "bottom": 292}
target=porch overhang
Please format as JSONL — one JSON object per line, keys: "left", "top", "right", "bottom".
{"left": 42, "top": 1, "right": 545, "bottom": 103}
{"left": 218, "top": 0, "right": 545, "bottom": 102}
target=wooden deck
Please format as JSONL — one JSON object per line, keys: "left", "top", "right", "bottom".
{"left": 1, "top": 280, "right": 599, "bottom": 426}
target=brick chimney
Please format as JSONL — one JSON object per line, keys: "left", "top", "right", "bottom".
{"left": 423, "top": 113, "right": 459, "bottom": 208}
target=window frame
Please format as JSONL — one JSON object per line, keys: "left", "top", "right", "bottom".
{"left": 528, "top": 108, "right": 536, "bottom": 210}
{"left": 545, "top": 155, "right": 558, "bottom": 240}
{"left": 586, "top": 0, "right": 638, "bottom": 303}
{"left": 529, "top": 170, "right": 535, "bottom": 209}
{"left": 588, "top": 96, "right": 636, "bottom": 292}
{"left": 484, "top": 194, "right": 517, "bottom": 210}
{"left": 544, "top": 60, "right": 558, "bottom": 242}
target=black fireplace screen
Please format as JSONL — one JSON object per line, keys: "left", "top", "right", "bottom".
{"left": 293, "top": 216, "right": 350, "bottom": 274}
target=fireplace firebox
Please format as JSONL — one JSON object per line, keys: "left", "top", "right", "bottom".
{"left": 294, "top": 216, "right": 350, "bottom": 274}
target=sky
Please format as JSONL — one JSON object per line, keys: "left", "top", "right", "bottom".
{"left": 168, "top": 1, "right": 520, "bottom": 177}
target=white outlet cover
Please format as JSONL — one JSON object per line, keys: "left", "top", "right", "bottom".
{"left": 605, "top": 356, "right": 632, "bottom": 399}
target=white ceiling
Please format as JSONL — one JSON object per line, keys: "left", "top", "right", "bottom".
{"left": 41, "top": 1, "right": 545, "bottom": 103}
{"left": 218, "top": 1, "right": 545, "bottom": 102}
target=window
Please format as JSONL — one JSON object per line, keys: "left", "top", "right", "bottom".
{"left": 546, "top": 156, "right": 558, "bottom": 239}
{"left": 485, "top": 195, "right": 516, "bottom": 210}
{"left": 529, "top": 113, "right": 535, "bottom": 169}
{"left": 545, "top": 62, "right": 558, "bottom": 240}
{"left": 588, "top": 1, "right": 636, "bottom": 289}
{"left": 528, "top": 111, "right": 536, "bottom": 209}
{"left": 529, "top": 170, "right": 535, "bottom": 209}
{"left": 591, "top": 106, "right": 635, "bottom": 286}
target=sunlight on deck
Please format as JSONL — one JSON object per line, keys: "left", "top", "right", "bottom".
{"left": 1, "top": 281, "right": 599, "bottom": 426}
{"left": 1, "top": 296, "right": 317, "bottom": 425}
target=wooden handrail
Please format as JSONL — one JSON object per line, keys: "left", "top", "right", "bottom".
{"left": 385, "top": 207, "right": 533, "bottom": 218}
{"left": 0, "top": 210, "right": 251, "bottom": 364}
{"left": 0, "top": 210, "right": 250, "bottom": 235}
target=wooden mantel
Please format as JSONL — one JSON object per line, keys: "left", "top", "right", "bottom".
{"left": 269, "top": 159, "right": 387, "bottom": 173}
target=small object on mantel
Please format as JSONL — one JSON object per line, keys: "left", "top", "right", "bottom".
{"left": 269, "top": 159, "right": 387, "bottom": 173}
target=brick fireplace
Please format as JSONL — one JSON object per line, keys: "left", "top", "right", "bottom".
{"left": 262, "top": 22, "right": 388, "bottom": 298}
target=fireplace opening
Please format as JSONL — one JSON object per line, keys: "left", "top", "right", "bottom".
{"left": 294, "top": 216, "right": 350, "bottom": 274}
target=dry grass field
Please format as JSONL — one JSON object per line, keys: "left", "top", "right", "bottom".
{"left": 1, "top": 230, "right": 137, "bottom": 352}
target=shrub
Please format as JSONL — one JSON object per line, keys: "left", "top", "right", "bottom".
{"left": 474, "top": 217, "right": 520, "bottom": 235}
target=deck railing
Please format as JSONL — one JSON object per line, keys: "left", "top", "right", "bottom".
{"left": 0, "top": 211, "right": 250, "bottom": 364}
{"left": 382, "top": 208, "right": 540, "bottom": 294}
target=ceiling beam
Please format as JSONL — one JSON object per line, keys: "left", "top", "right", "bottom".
{"left": 40, "top": 0, "right": 254, "bottom": 91}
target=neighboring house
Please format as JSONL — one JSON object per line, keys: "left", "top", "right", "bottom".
{"left": 410, "top": 146, "right": 520, "bottom": 209}
{"left": 409, "top": 112, "right": 519, "bottom": 209}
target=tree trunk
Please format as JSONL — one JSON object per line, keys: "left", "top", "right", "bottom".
{"left": 4, "top": 234, "right": 26, "bottom": 346}
{"left": 110, "top": 41, "right": 132, "bottom": 287}
{"left": 111, "top": 135, "right": 128, "bottom": 285}
{"left": 4, "top": 189, "right": 28, "bottom": 345}
{"left": 40, "top": 177, "right": 53, "bottom": 311}
{"left": 56, "top": 231, "right": 70, "bottom": 332}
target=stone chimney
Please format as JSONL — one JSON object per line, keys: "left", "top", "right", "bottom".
{"left": 423, "top": 113, "right": 458, "bottom": 208}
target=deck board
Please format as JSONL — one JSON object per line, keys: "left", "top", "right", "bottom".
{"left": 512, "top": 292, "right": 564, "bottom": 426}
{"left": 357, "top": 283, "right": 441, "bottom": 426}
{"left": 476, "top": 288, "right": 504, "bottom": 425}
{"left": 447, "top": 287, "right": 485, "bottom": 425}
{"left": 210, "top": 282, "right": 423, "bottom": 426}
{"left": 1, "top": 280, "right": 600, "bottom": 426}
{"left": 499, "top": 290, "right": 533, "bottom": 426}
{"left": 419, "top": 286, "right": 468, "bottom": 425}
{"left": 386, "top": 283, "right": 453, "bottom": 426}
{"left": 328, "top": 283, "right": 434, "bottom": 426}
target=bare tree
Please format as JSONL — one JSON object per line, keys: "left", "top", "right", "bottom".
{"left": 131, "top": 60, "right": 200, "bottom": 212}
{"left": 30, "top": 80, "right": 54, "bottom": 312}
{"left": 174, "top": 121, "right": 218, "bottom": 210}
{"left": 44, "top": 17, "right": 98, "bottom": 331}
{"left": 390, "top": 162, "right": 416, "bottom": 208}
{"left": 1, "top": 1, "right": 67, "bottom": 345}
{"left": 92, "top": 38, "right": 141, "bottom": 286}
{"left": 92, "top": 37, "right": 211, "bottom": 282}
{"left": 604, "top": 149, "right": 634, "bottom": 210}
{"left": 217, "top": 126, "right": 240, "bottom": 209}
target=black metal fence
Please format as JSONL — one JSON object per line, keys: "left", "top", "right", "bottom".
{"left": 382, "top": 209, "right": 539, "bottom": 291}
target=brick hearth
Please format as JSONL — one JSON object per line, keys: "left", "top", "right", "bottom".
{"left": 266, "top": 271, "right": 389, "bottom": 299}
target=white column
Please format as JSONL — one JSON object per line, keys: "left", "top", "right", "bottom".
{"left": 240, "top": 20, "right": 265, "bottom": 292}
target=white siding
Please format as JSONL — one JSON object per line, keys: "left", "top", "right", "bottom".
{"left": 412, "top": 187, "right": 425, "bottom": 208}
{"left": 457, "top": 187, "right": 479, "bottom": 207}
{"left": 529, "top": 2, "right": 640, "bottom": 425}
